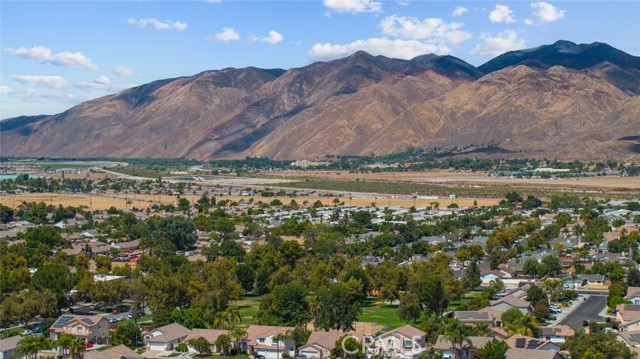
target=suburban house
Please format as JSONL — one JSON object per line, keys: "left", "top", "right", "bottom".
{"left": 375, "top": 325, "right": 427, "bottom": 358}
{"left": 84, "top": 344, "right": 143, "bottom": 359}
{"left": 505, "top": 335, "right": 561, "bottom": 351}
{"left": 241, "top": 325, "right": 294, "bottom": 359}
{"left": 616, "top": 304, "right": 640, "bottom": 331}
{"left": 453, "top": 311, "right": 497, "bottom": 327}
{"left": 0, "top": 335, "right": 21, "bottom": 359}
{"left": 491, "top": 294, "right": 530, "bottom": 313}
{"left": 626, "top": 287, "right": 640, "bottom": 305}
{"left": 49, "top": 315, "right": 110, "bottom": 345}
{"left": 504, "top": 348, "right": 564, "bottom": 359}
{"left": 144, "top": 323, "right": 191, "bottom": 351}
{"left": 185, "top": 329, "right": 229, "bottom": 354}
{"left": 617, "top": 331, "right": 640, "bottom": 358}
{"left": 539, "top": 325, "right": 575, "bottom": 344}
{"left": 432, "top": 335, "right": 493, "bottom": 359}
{"left": 298, "top": 330, "right": 346, "bottom": 359}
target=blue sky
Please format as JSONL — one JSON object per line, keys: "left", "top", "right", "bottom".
{"left": 1, "top": 0, "right": 639, "bottom": 119}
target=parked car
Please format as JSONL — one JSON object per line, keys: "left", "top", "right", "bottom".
{"left": 583, "top": 320, "right": 591, "bottom": 326}
{"left": 86, "top": 343, "right": 94, "bottom": 348}
{"left": 253, "top": 355, "right": 265, "bottom": 359}
{"left": 111, "top": 309, "right": 120, "bottom": 315}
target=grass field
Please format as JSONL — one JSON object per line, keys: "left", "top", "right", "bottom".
{"left": 237, "top": 296, "right": 261, "bottom": 325}
{"left": 446, "top": 290, "right": 484, "bottom": 312}
{"left": 359, "top": 297, "right": 406, "bottom": 330}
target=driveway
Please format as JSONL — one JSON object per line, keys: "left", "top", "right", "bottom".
{"left": 559, "top": 294, "right": 607, "bottom": 328}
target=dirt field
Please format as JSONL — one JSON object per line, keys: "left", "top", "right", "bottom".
{"left": 261, "top": 170, "right": 640, "bottom": 190}
{"left": 0, "top": 192, "right": 499, "bottom": 210}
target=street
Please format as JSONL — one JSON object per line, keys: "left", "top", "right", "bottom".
{"left": 559, "top": 294, "right": 607, "bottom": 328}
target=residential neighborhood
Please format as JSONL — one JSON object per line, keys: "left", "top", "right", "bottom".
{"left": 1, "top": 166, "right": 640, "bottom": 359}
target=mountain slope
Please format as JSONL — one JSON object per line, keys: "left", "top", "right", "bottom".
{"left": 1, "top": 41, "right": 639, "bottom": 161}
{"left": 479, "top": 40, "right": 640, "bottom": 94}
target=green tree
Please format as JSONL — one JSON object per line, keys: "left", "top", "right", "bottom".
{"left": 397, "top": 292, "right": 422, "bottom": 323}
{"left": 188, "top": 337, "right": 212, "bottom": 356}
{"left": 444, "top": 320, "right": 473, "bottom": 359}
{"left": 564, "top": 331, "right": 633, "bottom": 359}
{"left": 316, "top": 283, "right": 361, "bottom": 331}
{"left": 476, "top": 339, "right": 509, "bottom": 359}
{"left": 112, "top": 322, "right": 142, "bottom": 347}
{"left": 259, "top": 283, "right": 310, "bottom": 327}
{"left": 215, "top": 334, "right": 232, "bottom": 355}
{"left": 522, "top": 258, "right": 540, "bottom": 278}
{"left": 30, "top": 262, "right": 73, "bottom": 310}
{"left": 69, "top": 337, "right": 85, "bottom": 359}
{"left": 0, "top": 204, "right": 14, "bottom": 223}
{"left": 18, "top": 335, "right": 52, "bottom": 359}
{"left": 55, "top": 333, "right": 75, "bottom": 356}
{"left": 462, "top": 260, "right": 481, "bottom": 291}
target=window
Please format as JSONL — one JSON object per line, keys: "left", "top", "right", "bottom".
{"left": 77, "top": 326, "right": 84, "bottom": 333}
{"left": 404, "top": 340, "right": 412, "bottom": 348}
{"left": 259, "top": 338, "right": 265, "bottom": 343}
{"left": 66, "top": 326, "right": 72, "bottom": 332}
{"left": 387, "top": 339, "right": 394, "bottom": 348}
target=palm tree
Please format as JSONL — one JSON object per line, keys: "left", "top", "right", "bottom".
{"left": 56, "top": 333, "right": 75, "bottom": 356}
{"left": 517, "top": 313, "right": 539, "bottom": 337}
{"left": 543, "top": 279, "right": 564, "bottom": 304}
{"left": 231, "top": 327, "right": 247, "bottom": 354}
{"left": 444, "top": 320, "right": 473, "bottom": 359}
{"left": 226, "top": 305, "right": 242, "bottom": 329}
{"left": 309, "top": 300, "right": 322, "bottom": 329}
{"left": 214, "top": 311, "right": 229, "bottom": 329}
{"left": 69, "top": 337, "right": 86, "bottom": 359}
{"left": 505, "top": 313, "right": 539, "bottom": 337}
{"left": 473, "top": 323, "right": 492, "bottom": 337}
{"left": 18, "top": 335, "right": 52, "bottom": 359}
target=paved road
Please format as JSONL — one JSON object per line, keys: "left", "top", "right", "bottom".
{"left": 559, "top": 295, "right": 607, "bottom": 328}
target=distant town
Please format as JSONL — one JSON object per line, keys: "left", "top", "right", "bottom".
{"left": 0, "top": 158, "right": 639, "bottom": 359}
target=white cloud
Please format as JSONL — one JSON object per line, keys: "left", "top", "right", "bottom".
{"left": 0, "top": 85, "right": 13, "bottom": 95}
{"left": 323, "top": 0, "right": 382, "bottom": 14}
{"left": 251, "top": 30, "right": 283, "bottom": 44}
{"left": 206, "top": 0, "right": 221, "bottom": 3}
{"left": 214, "top": 27, "right": 240, "bottom": 42}
{"left": 127, "top": 17, "right": 187, "bottom": 31}
{"left": 489, "top": 4, "right": 516, "bottom": 23}
{"left": 530, "top": 2, "right": 566, "bottom": 22}
{"left": 379, "top": 15, "right": 472, "bottom": 44}
{"left": 452, "top": 6, "right": 468, "bottom": 17}
{"left": 398, "top": 0, "right": 410, "bottom": 6}
{"left": 5, "top": 46, "right": 98, "bottom": 71}
{"left": 471, "top": 30, "right": 527, "bottom": 56}
{"left": 94, "top": 76, "right": 111, "bottom": 85}
{"left": 309, "top": 37, "right": 450, "bottom": 61}
{"left": 12, "top": 75, "right": 67, "bottom": 88}
{"left": 19, "top": 88, "right": 78, "bottom": 103}
{"left": 113, "top": 65, "right": 135, "bottom": 77}
{"left": 524, "top": 19, "right": 534, "bottom": 25}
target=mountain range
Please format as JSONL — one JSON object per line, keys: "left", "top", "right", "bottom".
{"left": 2, "top": 40, "right": 639, "bottom": 161}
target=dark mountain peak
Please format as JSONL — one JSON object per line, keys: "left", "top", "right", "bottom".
{"left": 480, "top": 40, "right": 640, "bottom": 74}
{"left": 404, "top": 54, "right": 483, "bottom": 80}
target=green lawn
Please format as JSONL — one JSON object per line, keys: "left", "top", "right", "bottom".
{"left": 446, "top": 290, "right": 484, "bottom": 312}
{"left": 237, "top": 296, "right": 262, "bottom": 325}
{"left": 359, "top": 297, "right": 407, "bottom": 330}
